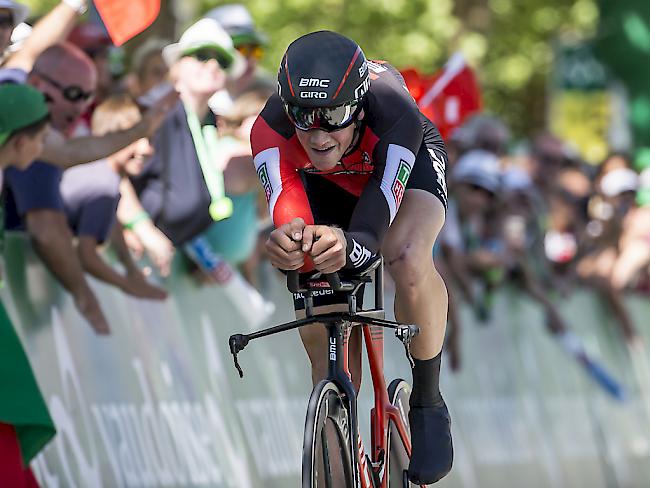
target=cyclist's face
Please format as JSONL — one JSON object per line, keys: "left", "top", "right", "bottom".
{"left": 295, "top": 124, "right": 356, "bottom": 171}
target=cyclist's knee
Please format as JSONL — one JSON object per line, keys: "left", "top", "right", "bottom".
{"left": 385, "top": 241, "right": 431, "bottom": 296}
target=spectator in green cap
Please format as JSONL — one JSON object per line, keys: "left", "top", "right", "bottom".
{"left": 0, "top": 81, "right": 55, "bottom": 488}
{"left": 0, "top": 83, "right": 49, "bottom": 170}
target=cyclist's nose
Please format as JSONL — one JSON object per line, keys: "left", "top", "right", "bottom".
{"left": 308, "top": 128, "right": 332, "bottom": 147}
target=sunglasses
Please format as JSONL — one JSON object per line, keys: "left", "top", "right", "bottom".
{"left": 236, "top": 43, "right": 264, "bottom": 61}
{"left": 184, "top": 47, "right": 233, "bottom": 70}
{"left": 35, "top": 70, "right": 94, "bottom": 103}
{"left": 0, "top": 13, "right": 14, "bottom": 29}
{"left": 284, "top": 100, "right": 362, "bottom": 132}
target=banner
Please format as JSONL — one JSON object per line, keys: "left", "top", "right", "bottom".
{"left": 2, "top": 233, "right": 650, "bottom": 487}
{"left": 549, "top": 42, "right": 621, "bottom": 164}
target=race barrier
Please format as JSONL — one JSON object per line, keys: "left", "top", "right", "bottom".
{"left": 2, "top": 233, "right": 650, "bottom": 487}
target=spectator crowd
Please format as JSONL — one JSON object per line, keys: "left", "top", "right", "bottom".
{"left": 1, "top": 0, "right": 650, "bottom": 484}
{"left": 438, "top": 116, "right": 650, "bottom": 371}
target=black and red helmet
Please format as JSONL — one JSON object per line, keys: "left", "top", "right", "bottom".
{"left": 278, "top": 31, "right": 370, "bottom": 109}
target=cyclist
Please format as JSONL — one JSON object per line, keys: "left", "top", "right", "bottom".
{"left": 251, "top": 31, "right": 452, "bottom": 484}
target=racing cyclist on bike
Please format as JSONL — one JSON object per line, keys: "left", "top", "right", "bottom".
{"left": 251, "top": 31, "right": 452, "bottom": 484}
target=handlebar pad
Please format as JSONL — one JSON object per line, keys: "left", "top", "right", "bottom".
{"left": 286, "top": 270, "right": 355, "bottom": 293}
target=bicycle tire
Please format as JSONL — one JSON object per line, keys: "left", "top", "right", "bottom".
{"left": 303, "top": 380, "right": 355, "bottom": 488}
{"left": 387, "top": 379, "right": 418, "bottom": 487}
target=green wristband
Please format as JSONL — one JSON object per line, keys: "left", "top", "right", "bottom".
{"left": 124, "top": 211, "right": 151, "bottom": 230}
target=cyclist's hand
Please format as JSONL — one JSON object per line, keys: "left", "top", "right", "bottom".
{"left": 302, "top": 225, "right": 347, "bottom": 274}
{"left": 266, "top": 218, "right": 306, "bottom": 270}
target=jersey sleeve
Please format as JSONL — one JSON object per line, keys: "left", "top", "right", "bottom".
{"left": 250, "top": 112, "right": 314, "bottom": 229}
{"left": 343, "top": 88, "right": 424, "bottom": 270}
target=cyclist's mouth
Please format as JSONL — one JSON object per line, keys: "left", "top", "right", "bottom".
{"left": 312, "top": 145, "right": 336, "bottom": 154}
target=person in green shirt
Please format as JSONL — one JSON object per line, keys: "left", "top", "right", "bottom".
{"left": 0, "top": 83, "right": 56, "bottom": 487}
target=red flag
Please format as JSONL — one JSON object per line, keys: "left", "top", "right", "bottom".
{"left": 402, "top": 53, "right": 482, "bottom": 141}
{"left": 94, "top": 0, "right": 160, "bottom": 46}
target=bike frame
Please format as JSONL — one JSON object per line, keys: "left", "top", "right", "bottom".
{"left": 229, "top": 259, "right": 424, "bottom": 488}
{"left": 323, "top": 264, "right": 416, "bottom": 488}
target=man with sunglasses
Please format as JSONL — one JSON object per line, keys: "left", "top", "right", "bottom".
{"left": 2, "top": 42, "right": 111, "bottom": 336}
{"left": 2, "top": 42, "right": 174, "bottom": 336}
{"left": 252, "top": 31, "right": 452, "bottom": 485}
{"left": 205, "top": 3, "right": 274, "bottom": 115}
{"left": 126, "top": 19, "right": 244, "bottom": 249}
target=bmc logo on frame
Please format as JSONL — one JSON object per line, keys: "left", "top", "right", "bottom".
{"left": 299, "top": 78, "right": 330, "bottom": 87}
{"left": 257, "top": 163, "right": 272, "bottom": 203}
{"left": 391, "top": 159, "right": 411, "bottom": 206}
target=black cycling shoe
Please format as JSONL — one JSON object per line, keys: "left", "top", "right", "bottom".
{"left": 407, "top": 402, "right": 453, "bottom": 484}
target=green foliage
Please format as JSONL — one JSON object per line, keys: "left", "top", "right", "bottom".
{"left": 23, "top": 0, "right": 599, "bottom": 137}
{"left": 197, "top": 0, "right": 598, "bottom": 137}
{"left": 20, "top": 0, "right": 58, "bottom": 17}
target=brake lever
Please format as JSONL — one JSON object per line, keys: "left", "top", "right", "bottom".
{"left": 229, "top": 334, "right": 250, "bottom": 378}
{"left": 395, "top": 325, "right": 419, "bottom": 369}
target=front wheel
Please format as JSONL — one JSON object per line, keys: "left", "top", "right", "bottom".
{"left": 302, "top": 380, "right": 355, "bottom": 488}
{"left": 387, "top": 379, "right": 419, "bottom": 487}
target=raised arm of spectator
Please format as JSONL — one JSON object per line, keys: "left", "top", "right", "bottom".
{"left": 4, "top": 0, "right": 86, "bottom": 72}
{"left": 25, "top": 209, "right": 110, "bottom": 334}
{"left": 117, "top": 177, "right": 175, "bottom": 276}
{"left": 76, "top": 229, "right": 167, "bottom": 300}
{"left": 41, "top": 91, "right": 178, "bottom": 168}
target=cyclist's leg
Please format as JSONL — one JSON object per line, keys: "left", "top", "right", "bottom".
{"left": 297, "top": 305, "right": 363, "bottom": 392}
{"left": 384, "top": 190, "right": 447, "bottom": 359}
{"left": 297, "top": 173, "right": 365, "bottom": 391}
{"left": 382, "top": 138, "right": 453, "bottom": 484}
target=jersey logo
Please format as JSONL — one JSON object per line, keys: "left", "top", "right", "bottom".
{"left": 391, "top": 159, "right": 411, "bottom": 207}
{"left": 350, "top": 239, "right": 373, "bottom": 268}
{"left": 257, "top": 163, "right": 272, "bottom": 203}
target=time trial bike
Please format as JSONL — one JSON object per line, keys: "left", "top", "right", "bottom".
{"left": 229, "top": 257, "right": 428, "bottom": 487}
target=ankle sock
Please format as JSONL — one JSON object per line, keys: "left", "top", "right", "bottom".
{"left": 410, "top": 351, "right": 444, "bottom": 408}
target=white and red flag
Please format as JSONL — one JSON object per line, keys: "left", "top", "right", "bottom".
{"left": 402, "top": 53, "right": 482, "bottom": 141}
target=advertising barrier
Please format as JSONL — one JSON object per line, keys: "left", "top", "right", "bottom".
{"left": 3, "top": 233, "right": 650, "bottom": 487}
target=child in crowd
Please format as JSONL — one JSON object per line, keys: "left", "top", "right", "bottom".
{"left": 59, "top": 94, "right": 167, "bottom": 300}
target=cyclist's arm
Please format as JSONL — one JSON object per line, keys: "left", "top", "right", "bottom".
{"left": 343, "top": 100, "right": 428, "bottom": 270}
{"left": 251, "top": 117, "right": 314, "bottom": 228}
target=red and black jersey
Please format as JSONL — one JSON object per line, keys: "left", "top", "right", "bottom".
{"left": 251, "top": 61, "right": 448, "bottom": 270}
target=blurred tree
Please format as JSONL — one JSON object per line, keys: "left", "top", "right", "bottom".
{"left": 196, "top": 0, "right": 598, "bottom": 138}
{"left": 21, "top": 0, "right": 599, "bottom": 138}
{"left": 594, "top": 0, "right": 650, "bottom": 169}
